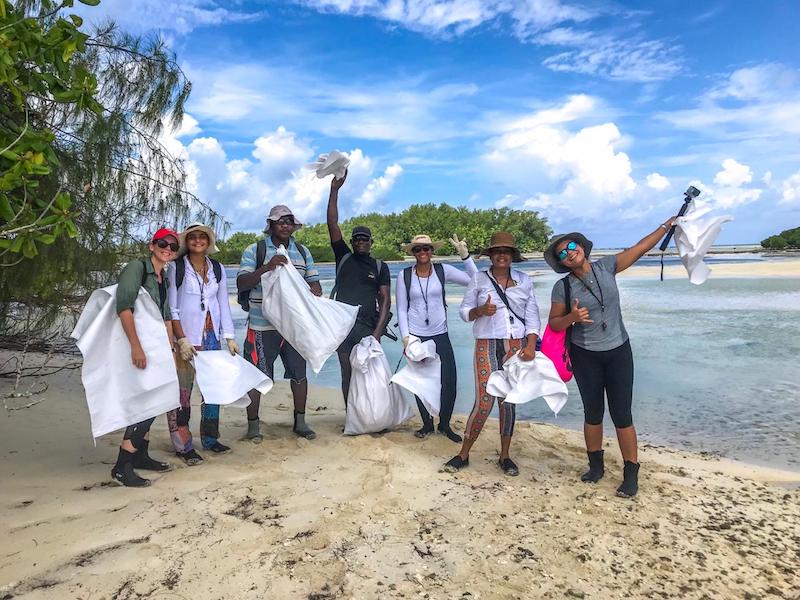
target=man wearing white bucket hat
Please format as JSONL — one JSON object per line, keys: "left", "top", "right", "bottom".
{"left": 237, "top": 205, "right": 322, "bottom": 442}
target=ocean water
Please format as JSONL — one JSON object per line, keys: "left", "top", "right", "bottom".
{"left": 226, "top": 256, "right": 800, "bottom": 470}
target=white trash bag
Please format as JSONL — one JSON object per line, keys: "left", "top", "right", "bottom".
{"left": 345, "top": 336, "right": 414, "bottom": 435}
{"left": 486, "top": 352, "right": 568, "bottom": 416}
{"left": 306, "top": 150, "right": 350, "bottom": 179}
{"left": 674, "top": 204, "right": 733, "bottom": 285}
{"left": 71, "top": 285, "right": 180, "bottom": 439}
{"left": 193, "top": 350, "right": 273, "bottom": 408}
{"left": 261, "top": 246, "right": 359, "bottom": 373}
{"left": 390, "top": 336, "right": 441, "bottom": 417}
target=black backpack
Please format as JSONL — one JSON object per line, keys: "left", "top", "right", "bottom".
{"left": 402, "top": 263, "right": 446, "bottom": 310}
{"left": 237, "top": 239, "right": 307, "bottom": 311}
{"left": 174, "top": 256, "right": 223, "bottom": 289}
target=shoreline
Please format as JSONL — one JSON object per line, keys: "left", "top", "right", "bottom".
{"left": 2, "top": 375, "right": 799, "bottom": 598}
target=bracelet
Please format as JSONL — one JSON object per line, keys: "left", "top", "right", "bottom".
{"left": 660, "top": 223, "right": 669, "bottom": 231}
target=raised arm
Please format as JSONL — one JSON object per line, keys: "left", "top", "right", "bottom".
{"left": 326, "top": 170, "right": 347, "bottom": 243}
{"left": 615, "top": 216, "right": 677, "bottom": 273}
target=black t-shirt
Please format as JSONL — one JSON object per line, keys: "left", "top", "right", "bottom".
{"left": 332, "top": 239, "right": 391, "bottom": 325}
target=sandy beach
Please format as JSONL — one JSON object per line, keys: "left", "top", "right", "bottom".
{"left": 2, "top": 362, "right": 799, "bottom": 599}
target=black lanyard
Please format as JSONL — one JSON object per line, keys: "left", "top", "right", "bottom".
{"left": 415, "top": 266, "right": 432, "bottom": 326}
{"left": 189, "top": 258, "right": 208, "bottom": 312}
{"left": 576, "top": 264, "right": 607, "bottom": 331}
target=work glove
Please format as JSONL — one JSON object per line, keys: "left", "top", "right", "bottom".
{"left": 226, "top": 338, "right": 239, "bottom": 356}
{"left": 176, "top": 337, "right": 197, "bottom": 361}
{"left": 450, "top": 234, "right": 470, "bottom": 260}
{"left": 402, "top": 336, "right": 410, "bottom": 349}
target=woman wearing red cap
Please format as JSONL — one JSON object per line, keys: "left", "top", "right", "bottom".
{"left": 110, "top": 228, "right": 179, "bottom": 487}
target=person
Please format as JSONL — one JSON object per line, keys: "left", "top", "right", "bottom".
{"left": 441, "top": 232, "right": 540, "bottom": 477}
{"left": 111, "top": 228, "right": 179, "bottom": 487}
{"left": 237, "top": 205, "right": 322, "bottom": 442}
{"left": 326, "top": 170, "right": 392, "bottom": 407}
{"left": 544, "top": 218, "right": 677, "bottom": 498}
{"left": 166, "top": 223, "right": 238, "bottom": 465}
{"left": 396, "top": 233, "right": 478, "bottom": 442}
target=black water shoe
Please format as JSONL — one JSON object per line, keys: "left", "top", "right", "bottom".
{"left": 437, "top": 426, "right": 463, "bottom": 443}
{"left": 581, "top": 450, "right": 605, "bottom": 483}
{"left": 616, "top": 461, "right": 640, "bottom": 498}
{"left": 111, "top": 450, "right": 150, "bottom": 487}
{"left": 415, "top": 425, "right": 434, "bottom": 439}
{"left": 440, "top": 455, "right": 469, "bottom": 473}
{"left": 131, "top": 440, "right": 173, "bottom": 472}
{"left": 499, "top": 457, "right": 519, "bottom": 477}
{"left": 177, "top": 449, "right": 204, "bottom": 466}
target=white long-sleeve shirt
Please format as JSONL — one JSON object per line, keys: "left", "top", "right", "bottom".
{"left": 459, "top": 268, "right": 541, "bottom": 340}
{"left": 167, "top": 255, "right": 235, "bottom": 346}
{"left": 396, "top": 259, "right": 478, "bottom": 338}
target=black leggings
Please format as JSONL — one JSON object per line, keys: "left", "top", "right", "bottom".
{"left": 122, "top": 417, "right": 156, "bottom": 449}
{"left": 415, "top": 333, "right": 457, "bottom": 429}
{"left": 570, "top": 340, "right": 634, "bottom": 428}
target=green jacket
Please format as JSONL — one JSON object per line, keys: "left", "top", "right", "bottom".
{"left": 115, "top": 258, "right": 171, "bottom": 321}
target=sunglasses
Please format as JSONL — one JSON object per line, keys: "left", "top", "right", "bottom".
{"left": 154, "top": 239, "right": 179, "bottom": 252}
{"left": 352, "top": 235, "right": 372, "bottom": 242}
{"left": 489, "top": 247, "right": 513, "bottom": 255}
{"left": 412, "top": 245, "right": 433, "bottom": 254}
{"left": 557, "top": 241, "right": 578, "bottom": 261}
{"left": 274, "top": 217, "right": 295, "bottom": 226}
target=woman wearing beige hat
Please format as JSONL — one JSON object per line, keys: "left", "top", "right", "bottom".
{"left": 396, "top": 234, "right": 478, "bottom": 441}
{"left": 442, "top": 232, "right": 540, "bottom": 477}
{"left": 166, "top": 223, "right": 238, "bottom": 465}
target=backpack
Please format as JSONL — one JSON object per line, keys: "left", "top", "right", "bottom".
{"left": 403, "top": 263, "right": 447, "bottom": 310}
{"left": 175, "top": 256, "right": 223, "bottom": 289}
{"left": 329, "top": 252, "right": 383, "bottom": 300}
{"left": 237, "top": 239, "right": 307, "bottom": 312}
{"left": 540, "top": 275, "right": 573, "bottom": 382}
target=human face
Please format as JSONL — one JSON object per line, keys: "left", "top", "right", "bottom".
{"left": 556, "top": 239, "right": 584, "bottom": 268}
{"left": 150, "top": 235, "right": 178, "bottom": 263}
{"left": 489, "top": 246, "right": 513, "bottom": 269}
{"left": 185, "top": 231, "right": 209, "bottom": 255}
{"left": 270, "top": 216, "right": 296, "bottom": 243}
{"left": 412, "top": 244, "right": 433, "bottom": 264}
{"left": 351, "top": 235, "right": 373, "bottom": 256}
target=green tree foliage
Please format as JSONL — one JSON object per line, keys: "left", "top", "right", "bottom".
{"left": 216, "top": 231, "right": 259, "bottom": 264}
{"left": 761, "top": 227, "right": 800, "bottom": 250}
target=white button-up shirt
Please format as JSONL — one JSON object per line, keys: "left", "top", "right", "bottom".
{"left": 167, "top": 256, "right": 236, "bottom": 346}
{"left": 459, "top": 269, "right": 541, "bottom": 340}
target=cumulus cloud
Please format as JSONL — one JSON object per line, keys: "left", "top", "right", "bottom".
{"left": 713, "top": 159, "right": 753, "bottom": 188}
{"left": 356, "top": 164, "right": 404, "bottom": 210}
{"left": 688, "top": 160, "right": 763, "bottom": 211}
{"left": 781, "top": 170, "right": 800, "bottom": 205}
{"left": 645, "top": 173, "right": 670, "bottom": 191}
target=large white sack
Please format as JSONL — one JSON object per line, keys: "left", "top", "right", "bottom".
{"left": 71, "top": 285, "right": 179, "bottom": 439}
{"left": 345, "top": 336, "right": 414, "bottom": 435}
{"left": 486, "top": 352, "right": 568, "bottom": 416}
{"left": 193, "top": 350, "right": 272, "bottom": 408}
{"left": 390, "top": 336, "right": 441, "bottom": 417}
{"left": 674, "top": 204, "right": 733, "bottom": 285}
{"left": 261, "top": 246, "right": 359, "bottom": 373}
{"left": 306, "top": 150, "right": 350, "bottom": 179}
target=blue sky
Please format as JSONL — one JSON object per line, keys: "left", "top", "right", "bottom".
{"left": 80, "top": 1, "right": 799, "bottom": 245}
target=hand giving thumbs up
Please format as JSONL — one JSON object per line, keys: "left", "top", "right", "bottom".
{"left": 480, "top": 294, "right": 497, "bottom": 317}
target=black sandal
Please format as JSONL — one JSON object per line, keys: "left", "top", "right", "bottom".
{"left": 414, "top": 426, "right": 434, "bottom": 439}
{"left": 177, "top": 449, "right": 204, "bottom": 466}
{"left": 440, "top": 455, "right": 469, "bottom": 473}
{"left": 499, "top": 458, "right": 519, "bottom": 477}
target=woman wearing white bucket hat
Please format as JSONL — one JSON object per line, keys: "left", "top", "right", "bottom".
{"left": 396, "top": 234, "right": 478, "bottom": 442}
{"left": 166, "top": 223, "right": 238, "bottom": 465}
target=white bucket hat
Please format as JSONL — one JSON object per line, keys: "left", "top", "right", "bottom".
{"left": 179, "top": 223, "right": 219, "bottom": 255}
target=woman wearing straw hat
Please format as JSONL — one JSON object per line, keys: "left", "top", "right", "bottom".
{"left": 543, "top": 219, "right": 675, "bottom": 498}
{"left": 166, "top": 223, "right": 238, "bottom": 465}
{"left": 441, "top": 232, "right": 540, "bottom": 477}
{"left": 396, "top": 234, "right": 478, "bottom": 441}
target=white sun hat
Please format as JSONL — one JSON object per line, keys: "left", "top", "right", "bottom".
{"left": 178, "top": 223, "right": 219, "bottom": 255}
{"left": 306, "top": 150, "right": 350, "bottom": 179}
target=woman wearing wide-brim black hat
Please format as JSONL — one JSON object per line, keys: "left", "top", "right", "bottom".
{"left": 544, "top": 218, "right": 676, "bottom": 498}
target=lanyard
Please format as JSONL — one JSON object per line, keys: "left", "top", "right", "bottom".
{"left": 415, "top": 266, "right": 432, "bottom": 326}
{"left": 189, "top": 258, "right": 208, "bottom": 312}
{"left": 576, "top": 263, "right": 607, "bottom": 331}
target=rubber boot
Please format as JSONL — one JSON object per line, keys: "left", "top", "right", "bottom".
{"left": 131, "top": 440, "right": 172, "bottom": 472}
{"left": 616, "top": 461, "right": 640, "bottom": 498}
{"left": 111, "top": 449, "right": 150, "bottom": 487}
{"left": 581, "top": 450, "right": 605, "bottom": 483}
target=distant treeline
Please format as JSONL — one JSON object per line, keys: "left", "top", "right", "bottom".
{"left": 761, "top": 227, "right": 800, "bottom": 250}
{"left": 215, "top": 203, "right": 551, "bottom": 263}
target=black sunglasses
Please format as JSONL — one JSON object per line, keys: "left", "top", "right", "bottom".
{"left": 352, "top": 235, "right": 372, "bottom": 242}
{"left": 155, "top": 239, "right": 179, "bottom": 252}
{"left": 274, "top": 217, "right": 296, "bottom": 226}
{"left": 412, "top": 245, "right": 433, "bottom": 253}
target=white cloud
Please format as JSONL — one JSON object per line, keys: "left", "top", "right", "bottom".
{"left": 781, "top": 170, "right": 800, "bottom": 205}
{"left": 356, "top": 163, "right": 404, "bottom": 210}
{"left": 645, "top": 172, "right": 670, "bottom": 191}
{"left": 714, "top": 159, "right": 752, "bottom": 188}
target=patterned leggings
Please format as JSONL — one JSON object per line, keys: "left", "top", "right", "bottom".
{"left": 167, "top": 313, "right": 222, "bottom": 453}
{"left": 464, "top": 338, "right": 526, "bottom": 441}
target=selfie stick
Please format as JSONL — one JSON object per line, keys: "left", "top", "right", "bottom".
{"left": 659, "top": 186, "right": 701, "bottom": 280}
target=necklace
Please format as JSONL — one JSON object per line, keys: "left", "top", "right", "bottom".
{"left": 415, "top": 266, "right": 432, "bottom": 326}
{"left": 189, "top": 257, "right": 209, "bottom": 312}
{"left": 576, "top": 263, "right": 607, "bottom": 331}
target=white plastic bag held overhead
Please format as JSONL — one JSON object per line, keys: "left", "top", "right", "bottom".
{"left": 674, "top": 204, "right": 733, "bottom": 285}
{"left": 486, "top": 352, "right": 568, "bottom": 416}
{"left": 390, "top": 336, "right": 441, "bottom": 417}
{"left": 345, "top": 336, "right": 414, "bottom": 435}
{"left": 306, "top": 151, "right": 350, "bottom": 179}
{"left": 261, "top": 246, "right": 359, "bottom": 373}
{"left": 71, "top": 285, "right": 180, "bottom": 439}
{"left": 193, "top": 350, "right": 273, "bottom": 408}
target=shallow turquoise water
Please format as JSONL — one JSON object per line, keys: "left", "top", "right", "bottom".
{"left": 227, "top": 261, "right": 800, "bottom": 470}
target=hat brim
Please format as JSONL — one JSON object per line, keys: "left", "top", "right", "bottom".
{"left": 400, "top": 240, "right": 445, "bottom": 255}
{"left": 179, "top": 225, "right": 219, "bottom": 255}
{"left": 544, "top": 232, "right": 593, "bottom": 273}
{"left": 479, "top": 246, "right": 524, "bottom": 262}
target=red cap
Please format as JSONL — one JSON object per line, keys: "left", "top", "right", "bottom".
{"left": 151, "top": 227, "right": 179, "bottom": 242}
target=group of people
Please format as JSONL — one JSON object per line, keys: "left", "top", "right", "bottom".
{"left": 109, "top": 171, "right": 677, "bottom": 499}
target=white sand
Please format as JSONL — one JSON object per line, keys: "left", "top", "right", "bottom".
{"left": 2, "top": 364, "right": 799, "bottom": 599}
